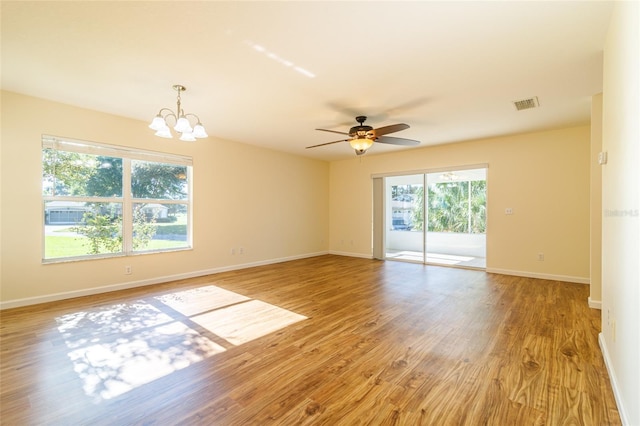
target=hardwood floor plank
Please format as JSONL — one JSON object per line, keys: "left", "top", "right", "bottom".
{"left": 0, "top": 255, "right": 620, "bottom": 425}
{"left": 503, "top": 333, "right": 552, "bottom": 409}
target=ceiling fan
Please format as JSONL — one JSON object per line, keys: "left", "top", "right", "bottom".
{"left": 307, "top": 116, "right": 420, "bottom": 156}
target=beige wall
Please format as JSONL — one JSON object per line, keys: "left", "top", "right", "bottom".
{"left": 330, "top": 126, "right": 591, "bottom": 282}
{"left": 600, "top": 2, "right": 640, "bottom": 424}
{"left": 0, "top": 91, "right": 330, "bottom": 306}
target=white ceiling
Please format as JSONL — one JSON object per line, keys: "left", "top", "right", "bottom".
{"left": 1, "top": 1, "right": 613, "bottom": 161}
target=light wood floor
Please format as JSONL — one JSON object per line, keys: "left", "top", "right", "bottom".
{"left": 0, "top": 255, "right": 620, "bottom": 425}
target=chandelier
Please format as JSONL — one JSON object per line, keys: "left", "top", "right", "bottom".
{"left": 148, "top": 84, "right": 208, "bottom": 141}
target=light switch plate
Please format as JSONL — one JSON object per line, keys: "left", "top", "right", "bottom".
{"left": 598, "top": 151, "right": 608, "bottom": 165}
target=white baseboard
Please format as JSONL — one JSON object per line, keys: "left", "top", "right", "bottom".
{"left": 588, "top": 297, "right": 602, "bottom": 310}
{"left": 0, "top": 251, "right": 329, "bottom": 310}
{"left": 599, "top": 333, "right": 630, "bottom": 425}
{"left": 328, "top": 250, "right": 374, "bottom": 259}
{"left": 485, "top": 267, "right": 590, "bottom": 284}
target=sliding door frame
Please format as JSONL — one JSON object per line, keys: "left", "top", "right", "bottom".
{"left": 372, "top": 163, "right": 488, "bottom": 268}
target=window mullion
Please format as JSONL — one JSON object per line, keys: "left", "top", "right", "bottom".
{"left": 42, "top": 195, "right": 122, "bottom": 203}
{"left": 130, "top": 198, "right": 187, "bottom": 205}
{"left": 122, "top": 158, "right": 133, "bottom": 254}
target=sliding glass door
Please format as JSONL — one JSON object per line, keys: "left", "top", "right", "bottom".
{"left": 383, "top": 167, "right": 487, "bottom": 269}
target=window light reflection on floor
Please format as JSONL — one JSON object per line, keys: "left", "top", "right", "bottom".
{"left": 65, "top": 320, "right": 225, "bottom": 401}
{"left": 191, "top": 299, "right": 307, "bottom": 346}
{"left": 55, "top": 285, "right": 307, "bottom": 402}
{"left": 386, "top": 250, "right": 476, "bottom": 265}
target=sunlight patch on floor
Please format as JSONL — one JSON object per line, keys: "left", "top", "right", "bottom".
{"left": 426, "top": 253, "right": 474, "bottom": 265}
{"left": 64, "top": 320, "right": 225, "bottom": 401}
{"left": 386, "top": 250, "right": 484, "bottom": 267}
{"left": 56, "top": 285, "right": 307, "bottom": 402}
{"left": 155, "top": 285, "right": 250, "bottom": 316}
{"left": 57, "top": 302, "right": 173, "bottom": 341}
{"left": 191, "top": 299, "right": 308, "bottom": 346}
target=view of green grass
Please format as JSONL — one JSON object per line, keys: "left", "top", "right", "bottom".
{"left": 45, "top": 235, "right": 189, "bottom": 258}
{"left": 45, "top": 218, "right": 189, "bottom": 259}
{"left": 154, "top": 223, "right": 187, "bottom": 235}
{"left": 46, "top": 236, "right": 91, "bottom": 258}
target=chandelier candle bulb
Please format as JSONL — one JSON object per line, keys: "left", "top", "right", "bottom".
{"left": 149, "top": 115, "right": 166, "bottom": 131}
{"left": 192, "top": 123, "right": 208, "bottom": 138}
{"left": 174, "top": 117, "right": 192, "bottom": 134}
{"left": 180, "top": 132, "right": 196, "bottom": 142}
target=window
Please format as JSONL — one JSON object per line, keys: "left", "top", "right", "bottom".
{"left": 42, "top": 136, "right": 192, "bottom": 262}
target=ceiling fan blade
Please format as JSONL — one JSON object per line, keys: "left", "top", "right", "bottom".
{"left": 376, "top": 135, "right": 420, "bottom": 146}
{"left": 373, "top": 123, "right": 410, "bottom": 137}
{"left": 306, "top": 139, "right": 349, "bottom": 149}
{"left": 316, "top": 128, "right": 350, "bottom": 136}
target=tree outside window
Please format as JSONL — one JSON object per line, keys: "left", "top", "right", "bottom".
{"left": 406, "top": 181, "right": 486, "bottom": 234}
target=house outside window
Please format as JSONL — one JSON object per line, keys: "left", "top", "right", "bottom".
{"left": 42, "top": 136, "right": 192, "bottom": 262}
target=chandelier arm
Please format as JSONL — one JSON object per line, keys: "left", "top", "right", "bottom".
{"left": 158, "top": 108, "right": 177, "bottom": 124}
{"left": 183, "top": 113, "right": 202, "bottom": 123}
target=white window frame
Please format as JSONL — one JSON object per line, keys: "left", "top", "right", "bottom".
{"left": 42, "top": 135, "right": 193, "bottom": 263}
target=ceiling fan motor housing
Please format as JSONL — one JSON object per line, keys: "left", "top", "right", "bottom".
{"left": 350, "top": 115, "right": 375, "bottom": 138}
{"left": 349, "top": 125, "right": 374, "bottom": 138}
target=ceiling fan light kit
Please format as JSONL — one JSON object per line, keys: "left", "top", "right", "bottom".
{"left": 350, "top": 136, "right": 374, "bottom": 154}
{"left": 149, "top": 84, "right": 208, "bottom": 141}
{"left": 308, "top": 115, "right": 420, "bottom": 156}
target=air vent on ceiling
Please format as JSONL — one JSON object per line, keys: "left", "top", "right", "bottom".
{"left": 513, "top": 96, "right": 539, "bottom": 111}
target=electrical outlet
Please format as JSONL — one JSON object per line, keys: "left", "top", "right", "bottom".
{"left": 505, "top": 208, "right": 513, "bottom": 215}
{"left": 538, "top": 253, "right": 544, "bottom": 261}
{"left": 231, "top": 248, "right": 235, "bottom": 255}
{"left": 239, "top": 247, "right": 244, "bottom": 254}
{"left": 125, "top": 266, "right": 132, "bottom": 275}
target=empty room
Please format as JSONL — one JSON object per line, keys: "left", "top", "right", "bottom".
{"left": 1, "top": 2, "right": 638, "bottom": 425}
